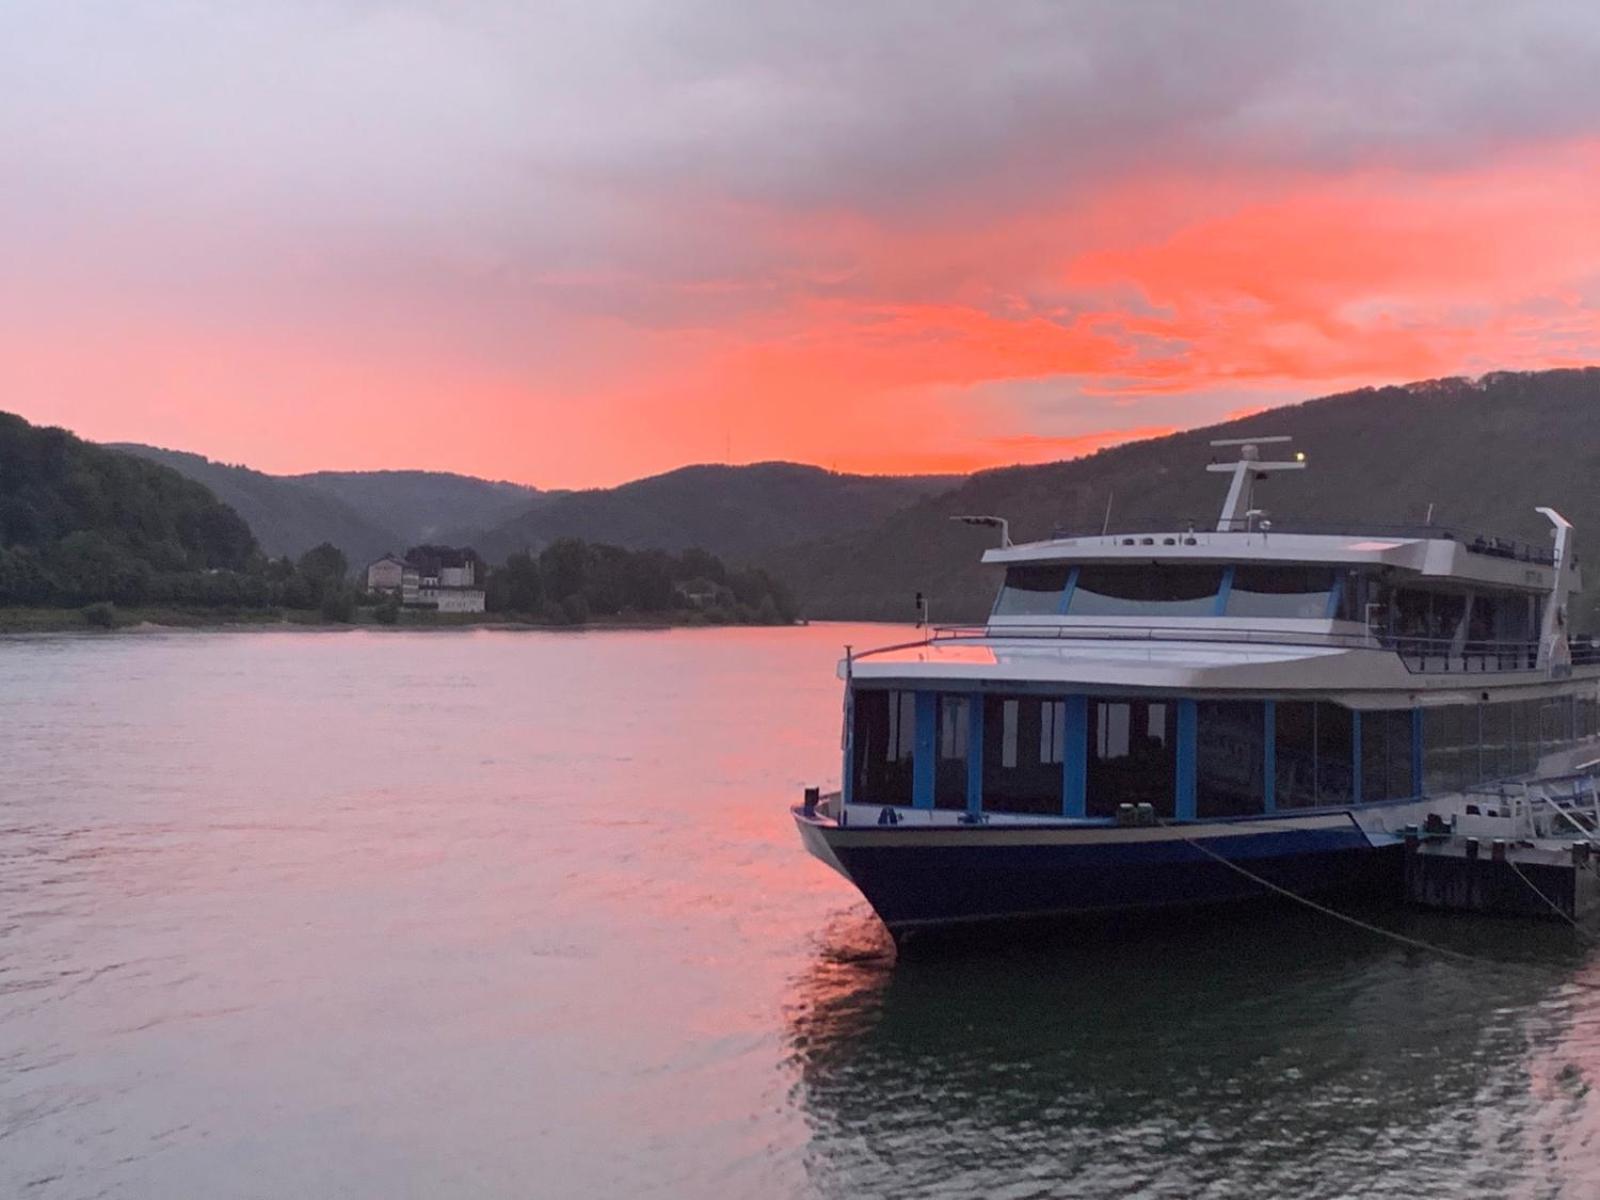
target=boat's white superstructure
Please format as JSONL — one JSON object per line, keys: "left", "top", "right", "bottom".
{"left": 794, "top": 438, "right": 1600, "bottom": 939}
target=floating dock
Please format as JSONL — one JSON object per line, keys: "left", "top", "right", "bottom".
{"left": 1403, "top": 829, "right": 1600, "bottom": 922}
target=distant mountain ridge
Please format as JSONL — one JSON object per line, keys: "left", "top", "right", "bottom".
{"left": 111, "top": 446, "right": 960, "bottom": 571}
{"left": 470, "top": 462, "right": 961, "bottom": 563}
{"left": 108, "top": 445, "right": 962, "bottom": 573}
{"left": 105, "top": 368, "right": 1600, "bottom": 622}
{"left": 763, "top": 368, "right": 1600, "bottom": 624}
{"left": 110, "top": 444, "right": 403, "bottom": 565}
{"left": 285, "top": 469, "right": 541, "bottom": 549}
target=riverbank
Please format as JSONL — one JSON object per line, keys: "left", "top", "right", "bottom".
{"left": 0, "top": 604, "right": 803, "bottom": 634}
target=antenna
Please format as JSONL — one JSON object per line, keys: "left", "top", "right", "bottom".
{"left": 1205, "top": 436, "right": 1305, "bottom": 532}
{"left": 1100, "top": 492, "right": 1114, "bottom": 536}
{"left": 950, "top": 515, "right": 1011, "bottom": 548}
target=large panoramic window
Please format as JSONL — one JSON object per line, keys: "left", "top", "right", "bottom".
{"left": 1196, "top": 701, "right": 1266, "bottom": 817}
{"left": 1359, "top": 708, "right": 1416, "bottom": 803}
{"left": 1317, "top": 703, "right": 1355, "bottom": 803}
{"left": 1275, "top": 701, "right": 1356, "bottom": 808}
{"left": 1422, "top": 704, "right": 1475, "bottom": 795}
{"left": 1087, "top": 698, "right": 1175, "bottom": 816}
{"left": 981, "top": 694, "right": 1064, "bottom": 815}
{"left": 1418, "top": 696, "right": 1577, "bottom": 796}
{"left": 992, "top": 565, "right": 1072, "bottom": 617}
{"left": 851, "top": 689, "right": 916, "bottom": 807}
{"left": 1067, "top": 566, "right": 1224, "bottom": 618}
{"left": 1225, "top": 566, "right": 1338, "bottom": 620}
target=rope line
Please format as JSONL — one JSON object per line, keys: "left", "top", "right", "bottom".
{"left": 1177, "top": 833, "right": 1493, "bottom": 965}
{"left": 1506, "top": 858, "right": 1598, "bottom": 942}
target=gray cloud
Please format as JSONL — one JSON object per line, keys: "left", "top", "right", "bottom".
{"left": 5, "top": 1, "right": 1600, "bottom": 366}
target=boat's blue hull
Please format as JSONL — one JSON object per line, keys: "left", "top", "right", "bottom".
{"left": 794, "top": 809, "right": 1397, "bottom": 938}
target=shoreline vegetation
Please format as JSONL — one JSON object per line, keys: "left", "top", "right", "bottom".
{"left": 0, "top": 605, "right": 806, "bottom": 634}
{"left": 2, "top": 410, "right": 799, "bottom": 635}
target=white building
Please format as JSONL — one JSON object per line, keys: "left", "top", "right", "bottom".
{"left": 366, "top": 554, "right": 408, "bottom": 593}
{"left": 367, "top": 552, "right": 486, "bottom": 613}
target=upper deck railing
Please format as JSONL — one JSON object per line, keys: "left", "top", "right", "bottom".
{"left": 850, "top": 622, "right": 1592, "bottom": 676}
{"left": 1040, "top": 517, "right": 1558, "bottom": 566}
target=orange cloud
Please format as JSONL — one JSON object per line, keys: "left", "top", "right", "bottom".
{"left": 9, "top": 137, "right": 1600, "bottom": 486}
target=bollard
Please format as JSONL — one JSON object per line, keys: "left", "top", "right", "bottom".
{"left": 1491, "top": 839, "right": 1507, "bottom": 862}
{"left": 803, "top": 786, "right": 820, "bottom": 817}
{"left": 1465, "top": 837, "right": 1480, "bottom": 861}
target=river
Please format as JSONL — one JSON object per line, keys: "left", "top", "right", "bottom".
{"left": 3, "top": 625, "right": 1600, "bottom": 1198}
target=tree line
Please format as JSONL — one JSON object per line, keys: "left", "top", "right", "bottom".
{"left": 0, "top": 411, "right": 797, "bottom": 625}
{"left": 483, "top": 539, "right": 797, "bottom": 625}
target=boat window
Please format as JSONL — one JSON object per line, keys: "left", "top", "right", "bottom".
{"left": 851, "top": 689, "right": 915, "bottom": 807}
{"left": 982, "top": 694, "right": 1065, "bottom": 814}
{"left": 1581, "top": 690, "right": 1600, "bottom": 739}
{"left": 883, "top": 689, "right": 916, "bottom": 761}
{"left": 1359, "top": 708, "right": 1416, "bottom": 802}
{"left": 1316, "top": 703, "right": 1354, "bottom": 803}
{"left": 1068, "top": 566, "right": 1224, "bottom": 618}
{"left": 1417, "top": 695, "right": 1585, "bottom": 797}
{"left": 1196, "top": 701, "right": 1266, "bottom": 817}
{"left": 1226, "top": 566, "right": 1337, "bottom": 620}
{"left": 1274, "top": 702, "right": 1317, "bottom": 807}
{"left": 1422, "top": 704, "right": 1475, "bottom": 794}
{"left": 993, "top": 565, "right": 1072, "bottom": 617}
{"left": 935, "top": 695, "right": 970, "bottom": 811}
{"left": 1538, "top": 697, "right": 1571, "bottom": 747}
{"left": 1087, "top": 699, "right": 1175, "bottom": 817}
{"left": 1274, "top": 701, "right": 1355, "bottom": 808}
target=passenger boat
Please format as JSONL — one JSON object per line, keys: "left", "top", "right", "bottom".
{"left": 793, "top": 438, "right": 1600, "bottom": 942}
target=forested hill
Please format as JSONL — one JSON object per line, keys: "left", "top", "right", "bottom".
{"left": 472, "top": 462, "right": 960, "bottom": 563}
{"left": 1, "top": 412, "right": 257, "bottom": 604}
{"left": 111, "top": 444, "right": 398, "bottom": 566}
{"left": 765, "top": 369, "right": 1600, "bottom": 624}
{"left": 284, "top": 470, "right": 539, "bottom": 548}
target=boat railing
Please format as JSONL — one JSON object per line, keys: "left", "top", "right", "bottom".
{"left": 1044, "top": 517, "right": 1558, "bottom": 565}
{"left": 865, "top": 623, "right": 1550, "bottom": 674}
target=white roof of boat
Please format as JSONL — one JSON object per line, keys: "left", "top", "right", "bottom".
{"left": 842, "top": 634, "right": 1484, "bottom": 697}
{"left": 982, "top": 530, "right": 1563, "bottom": 590}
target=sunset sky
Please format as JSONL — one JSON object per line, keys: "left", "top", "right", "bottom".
{"left": 6, "top": 2, "right": 1600, "bottom": 487}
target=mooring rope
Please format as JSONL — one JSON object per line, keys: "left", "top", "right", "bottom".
{"left": 1506, "top": 858, "right": 1598, "bottom": 941}
{"left": 1177, "top": 833, "right": 1494, "bottom": 965}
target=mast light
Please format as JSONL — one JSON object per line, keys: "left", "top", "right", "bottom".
{"left": 1206, "top": 436, "right": 1305, "bottom": 532}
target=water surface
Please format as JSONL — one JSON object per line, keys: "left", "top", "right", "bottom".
{"left": 3, "top": 626, "right": 1600, "bottom": 1198}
